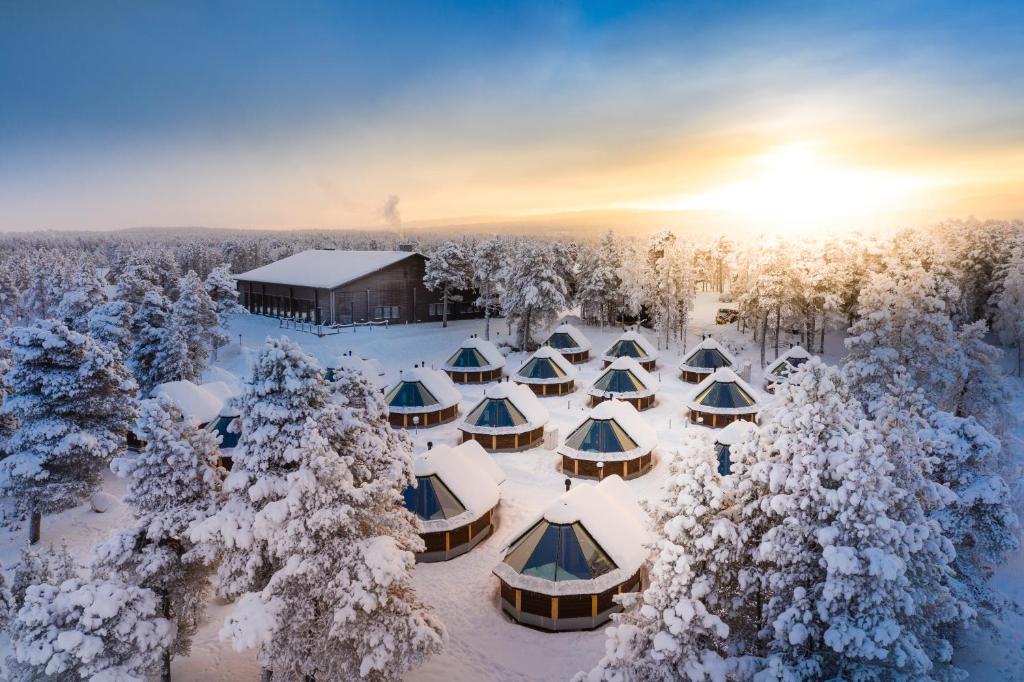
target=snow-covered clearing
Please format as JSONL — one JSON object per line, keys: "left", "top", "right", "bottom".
{"left": 2, "top": 291, "right": 1020, "bottom": 681}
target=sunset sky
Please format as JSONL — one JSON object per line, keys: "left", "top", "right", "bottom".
{"left": 2, "top": 1, "right": 1023, "bottom": 235}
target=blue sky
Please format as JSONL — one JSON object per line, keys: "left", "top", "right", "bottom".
{"left": 2, "top": 1, "right": 1023, "bottom": 231}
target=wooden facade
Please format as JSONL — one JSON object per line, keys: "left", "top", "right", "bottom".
{"left": 590, "top": 393, "right": 655, "bottom": 411}
{"left": 237, "top": 253, "right": 479, "bottom": 326}
{"left": 460, "top": 426, "right": 545, "bottom": 452}
{"left": 687, "top": 409, "right": 757, "bottom": 429}
{"left": 561, "top": 452, "right": 653, "bottom": 480}
{"left": 561, "top": 349, "right": 590, "bottom": 364}
{"left": 603, "top": 358, "right": 656, "bottom": 371}
{"left": 388, "top": 405, "right": 460, "bottom": 429}
{"left": 498, "top": 569, "right": 643, "bottom": 632}
{"left": 446, "top": 367, "right": 504, "bottom": 384}
{"left": 680, "top": 369, "right": 713, "bottom": 383}
{"left": 417, "top": 508, "right": 496, "bottom": 563}
{"left": 517, "top": 379, "right": 575, "bottom": 397}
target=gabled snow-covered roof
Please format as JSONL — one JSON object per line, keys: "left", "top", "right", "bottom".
{"left": 494, "top": 475, "right": 650, "bottom": 596}
{"left": 687, "top": 367, "right": 761, "bottom": 416}
{"left": 558, "top": 400, "right": 657, "bottom": 462}
{"left": 411, "top": 440, "right": 506, "bottom": 532}
{"left": 235, "top": 249, "right": 419, "bottom": 289}
{"left": 763, "top": 345, "right": 813, "bottom": 383}
{"left": 461, "top": 382, "right": 549, "bottom": 434}
{"left": 679, "top": 336, "right": 738, "bottom": 373}
{"left": 444, "top": 337, "right": 506, "bottom": 372}
{"left": 153, "top": 380, "right": 239, "bottom": 426}
{"left": 601, "top": 329, "right": 658, "bottom": 363}
{"left": 588, "top": 357, "right": 659, "bottom": 399}
{"left": 385, "top": 367, "right": 462, "bottom": 414}
{"left": 546, "top": 323, "right": 592, "bottom": 353}
{"left": 514, "top": 346, "right": 577, "bottom": 384}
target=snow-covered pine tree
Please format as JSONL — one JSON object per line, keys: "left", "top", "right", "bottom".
{"left": 646, "top": 230, "right": 695, "bottom": 351}
{"left": 926, "top": 409, "right": 1019, "bottom": 626}
{"left": 93, "top": 395, "right": 223, "bottom": 681}
{"left": 954, "top": 320, "right": 1010, "bottom": 433}
{"left": 88, "top": 298, "right": 135, "bottom": 357}
{"left": 990, "top": 245, "right": 1024, "bottom": 376}
{"left": 54, "top": 267, "right": 109, "bottom": 332}
{"left": 129, "top": 289, "right": 190, "bottom": 395}
{"left": 10, "top": 547, "right": 49, "bottom": 610}
{"left": 204, "top": 263, "right": 244, "bottom": 348}
{"left": 844, "top": 262, "right": 965, "bottom": 410}
{"left": 0, "top": 341, "right": 19, "bottom": 456}
{"left": 194, "top": 338, "right": 444, "bottom": 680}
{"left": 583, "top": 436, "right": 740, "bottom": 682}
{"left": 0, "top": 562, "right": 12, "bottom": 630}
{"left": 575, "top": 231, "right": 622, "bottom": 327}
{"left": 424, "top": 241, "right": 471, "bottom": 328}
{"left": 499, "top": 241, "right": 569, "bottom": 350}
{"left": 0, "top": 269, "right": 21, "bottom": 321}
{"left": 6, "top": 577, "right": 174, "bottom": 681}
{"left": 172, "top": 270, "right": 219, "bottom": 380}
{"left": 470, "top": 238, "right": 506, "bottom": 340}
{"left": 750, "top": 359, "right": 942, "bottom": 680}
{"left": 116, "top": 257, "right": 162, "bottom": 311}
{"left": 0, "top": 319, "right": 136, "bottom": 543}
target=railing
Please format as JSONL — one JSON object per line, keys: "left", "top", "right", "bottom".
{"left": 277, "top": 317, "right": 390, "bottom": 337}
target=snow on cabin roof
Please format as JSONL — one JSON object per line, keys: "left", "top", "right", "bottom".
{"left": 602, "top": 329, "right": 658, "bottom": 361}
{"left": 559, "top": 400, "right": 657, "bottom": 462}
{"left": 547, "top": 323, "right": 592, "bottom": 352}
{"left": 386, "top": 367, "right": 462, "bottom": 413}
{"left": 235, "top": 249, "right": 418, "bottom": 289}
{"left": 714, "top": 419, "right": 756, "bottom": 446}
{"left": 515, "top": 346, "right": 577, "bottom": 384}
{"left": 330, "top": 354, "right": 387, "bottom": 386}
{"left": 413, "top": 441, "right": 506, "bottom": 532}
{"left": 462, "top": 382, "right": 549, "bottom": 433}
{"left": 764, "top": 345, "right": 813, "bottom": 380}
{"left": 444, "top": 337, "right": 506, "bottom": 371}
{"left": 687, "top": 367, "right": 762, "bottom": 415}
{"left": 589, "top": 357, "right": 659, "bottom": 398}
{"left": 494, "top": 475, "right": 650, "bottom": 595}
{"left": 153, "top": 380, "right": 235, "bottom": 426}
{"left": 679, "top": 336, "right": 738, "bottom": 372}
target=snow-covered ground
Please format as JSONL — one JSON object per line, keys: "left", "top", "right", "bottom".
{"left": 1, "top": 292, "right": 1020, "bottom": 681}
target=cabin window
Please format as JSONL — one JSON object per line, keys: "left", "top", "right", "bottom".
{"left": 374, "top": 305, "right": 400, "bottom": 320}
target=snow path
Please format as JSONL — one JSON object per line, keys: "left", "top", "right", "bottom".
{"left": 1, "top": 292, "right": 1019, "bottom": 681}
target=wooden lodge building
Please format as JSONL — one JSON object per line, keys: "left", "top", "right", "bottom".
{"left": 234, "top": 249, "right": 479, "bottom": 326}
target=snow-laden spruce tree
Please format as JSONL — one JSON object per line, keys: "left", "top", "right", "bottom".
{"left": 193, "top": 338, "right": 444, "bottom": 680}
{"left": 499, "top": 241, "right": 569, "bottom": 350}
{"left": 470, "top": 238, "right": 506, "bottom": 340}
{"left": 0, "top": 268, "right": 21, "bottom": 320}
{"left": 990, "top": 245, "right": 1024, "bottom": 376}
{"left": 954, "top": 320, "right": 1010, "bottom": 433}
{"left": 54, "top": 267, "right": 109, "bottom": 333}
{"left": 749, "top": 359, "right": 943, "bottom": 680}
{"left": 0, "top": 341, "right": 19, "bottom": 456}
{"left": 582, "top": 436, "right": 741, "bottom": 682}
{"left": 172, "top": 270, "right": 219, "bottom": 380}
{"left": 646, "top": 230, "right": 695, "bottom": 351}
{"left": 88, "top": 298, "right": 135, "bottom": 357}
{"left": 424, "top": 240, "right": 471, "bottom": 327}
{"left": 844, "top": 263, "right": 964, "bottom": 410}
{"left": 116, "top": 257, "right": 162, "bottom": 311}
{"left": 6, "top": 578, "right": 174, "bottom": 681}
{"left": 129, "top": 289, "right": 189, "bottom": 395}
{"left": 204, "top": 263, "right": 244, "bottom": 348}
{"left": 576, "top": 231, "right": 622, "bottom": 327}
{"left": 0, "top": 320, "right": 136, "bottom": 542}
{"left": 0, "top": 563, "right": 12, "bottom": 630}
{"left": 926, "top": 409, "right": 1019, "bottom": 625}
{"left": 93, "top": 395, "right": 223, "bottom": 681}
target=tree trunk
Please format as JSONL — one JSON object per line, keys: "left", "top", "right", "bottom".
{"left": 1018, "top": 341, "right": 1022, "bottom": 377}
{"left": 161, "top": 593, "right": 172, "bottom": 682}
{"left": 759, "top": 310, "right": 769, "bottom": 368}
{"left": 774, "top": 306, "right": 781, "bottom": 360}
{"left": 441, "top": 289, "right": 449, "bottom": 328}
{"left": 29, "top": 508, "right": 41, "bottom": 545}
{"left": 483, "top": 282, "right": 491, "bottom": 340}
{"left": 260, "top": 668, "right": 273, "bottom": 682}
{"left": 820, "top": 317, "right": 826, "bottom": 354}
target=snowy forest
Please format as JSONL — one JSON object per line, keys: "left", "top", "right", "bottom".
{"left": 0, "top": 218, "right": 1021, "bottom": 681}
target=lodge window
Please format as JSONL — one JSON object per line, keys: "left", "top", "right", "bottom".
{"left": 429, "top": 302, "right": 450, "bottom": 316}
{"left": 374, "top": 305, "right": 400, "bottom": 320}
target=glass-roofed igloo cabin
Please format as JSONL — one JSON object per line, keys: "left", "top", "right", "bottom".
{"left": 459, "top": 382, "right": 550, "bottom": 451}
{"left": 385, "top": 367, "right": 462, "bottom": 429}
{"left": 559, "top": 399, "right": 657, "bottom": 480}
{"left": 713, "top": 419, "right": 756, "bottom": 476}
{"left": 762, "top": 345, "right": 812, "bottom": 393}
{"left": 403, "top": 440, "right": 506, "bottom": 562}
{"left": 442, "top": 337, "right": 506, "bottom": 384}
{"left": 600, "top": 330, "right": 658, "bottom": 371}
{"left": 493, "top": 475, "right": 648, "bottom": 632}
{"left": 543, "top": 323, "right": 592, "bottom": 364}
{"left": 205, "top": 404, "right": 241, "bottom": 469}
{"left": 587, "top": 357, "right": 659, "bottom": 411}
{"left": 513, "top": 346, "right": 578, "bottom": 396}
{"left": 686, "top": 367, "right": 761, "bottom": 428}
{"left": 678, "top": 336, "right": 737, "bottom": 383}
